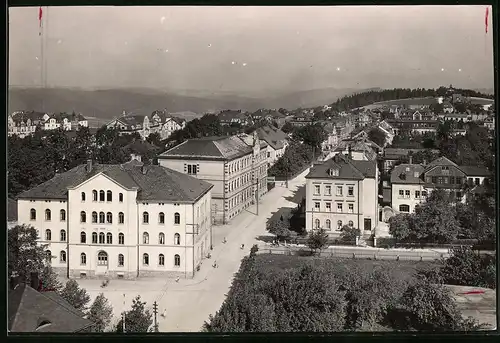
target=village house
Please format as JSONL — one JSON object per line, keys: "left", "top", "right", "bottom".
{"left": 16, "top": 159, "right": 213, "bottom": 279}
{"left": 157, "top": 133, "right": 268, "bottom": 224}
{"left": 8, "top": 111, "right": 50, "bottom": 138}
{"left": 305, "top": 153, "right": 379, "bottom": 237}
{"left": 333, "top": 138, "right": 379, "bottom": 161}
{"left": 44, "top": 113, "right": 89, "bottom": 131}
{"left": 150, "top": 110, "right": 187, "bottom": 139}
{"left": 440, "top": 113, "right": 470, "bottom": 123}
{"left": 381, "top": 148, "right": 439, "bottom": 173}
{"left": 255, "top": 125, "right": 289, "bottom": 168}
{"left": 386, "top": 119, "right": 439, "bottom": 135}
{"left": 217, "top": 110, "right": 253, "bottom": 127}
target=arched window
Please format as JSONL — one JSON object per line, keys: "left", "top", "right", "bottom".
{"left": 399, "top": 205, "right": 410, "bottom": 213}
{"left": 174, "top": 212, "right": 180, "bottom": 225}
{"left": 325, "top": 219, "right": 331, "bottom": 229}
{"left": 30, "top": 208, "right": 36, "bottom": 220}
{"left": 99, "top": 212, "right": 105, "bottom": 224}
{"left": 118, "top": 233, "right": 124, "bottom": 244}
{"left": 97, "top": 251, "right": 108, "bottom": 266}
{"left": 106, "top": 212, "right": 112, "bottom": 224}
{"left": 348, "top": 220, "right": 354, "bottom": 227}
{"left": 143, "top": 232, "right": 149, "bottom": 244}
{"left": 45, "top": 209, "right": 51, "bottom": 221}
{"left": 314, "top": 219, "right": 320, "bottom": 229}
{"left": 60, "top": 230, "right": 66, "bottom": 242}
{"left": 119, "top": 193, "right": 124, "bottom": 202}
{"left": 60, "top": 209, "right": 66, "bottom": 221}
{"left": 174, "top": 233, "right": 180, "bottom": 245}
{"left": 106, "top": 233, "right": 113, "bottom": 244}
{"left": 80, "top": 232, "right": 86, "bottom": 243}
{"left": 106, "top": 190, "right": 112, "bottom": 202}
{"left": 45, "top": 229, "right": 51, "bottom": 241}
{"left": 92, "top": 232, "right": 98, "bottom": 244}
{"left": 119, "top": 212, "right": 124, "bottom": 224}
{"left": 159, "top": 233, "right": 165, "bottom": 244}
{"left": 174, "top": 254, "right": 181, "bottom": 266}
{"left": 80, "top": 211, "right": 87, "bottom": 223}
{"left": 92, "top": 211, "right": 98, "bottom": 223}
{"left": 46, "top": 250, "right": 52, "bottom": 263}
{"left": 337, "top": 220, "right": 343, "bottom": 229}
{"left": 159, "top": 212, "right": 165, "bottom": 224}
{"left": 81, "top": 192, "right": 86, "bottom": 202}
{"left": 80, "top": 253, "right": 86, "bottom": 265}
{"left": 92, "top": 190, "right": 98, "bottom": 201}
{"left": 99, "top": 190, "right": 105, "bottom": 202}
{"left": 143, "top": 253, "right": 149, "bottom": 266}
{"left": 118, "top": 254, "right": 124, "bottom": 266}
{"left": 99, "top": 232, "right": 105, "bottom": 244}
{"left": 60, "top": 251, "right": 66, "bottom": 263}
{"left": 143, "top": 212, "right": 149, "bottom": 224}
{"left": 159, "top": 254, "right": 165, "bottom": 266}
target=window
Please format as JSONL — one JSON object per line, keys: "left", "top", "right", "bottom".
{"left": 60, "top": 251, "right": 66, "bottom": 263}
{"left": 118, "top": 254, "right": 124, "bottom": 267}
{"left": 45, "top": 229, "right": 51, "bottom": 241}
{"left": 45, "top": 209, "right": 51, "bottom": 221}
{"left": 46, "top": 250, "right": 52, "bottom": 263}
{"left": 314, "top": 219, "right": 320, "bottom": 229}
{"left": 99, "top": 212, "right": 105, "bottom": 224}
{"left": 405, "top": 190, "right": 410, "bottom": 198}
{"left": 174, "top": 254, "right": 181, "bottom": 266}
{"left": 118, "top": 212, "right": 124, "bottom": 224}
{"left": 456, "top": 191, "right": 462, "bottom": 200}
{"left": 348, "top": 186, "right": 354, "bottom": 196}
{"left": 187, "top": 164, "right": 197, "bottom": 175}
{"left": 337, "top": 220, "right": 343, "bottom": 230}
{"left": 159, "top": 254, "right": 165, "bottom": 266}
{"left": 413, "top": 172, "right": 419, "bottom": 178}
{"left": 174, "top": 212, "right": 180, "bottom": 225}
{"left": 157, "top": 212, "right": 165, "bottom": 224}
{"left": 81, "top": 192, "right": 86, "bottom": 201}
{"left": 106, "top": 190, "right": 112, "bottom": 202}
{"left": 443, "top": 177, "right": 449, "bottom": 184}
{"left": 60, "top": 209, "right": 66, "bottom": 221}
{"left": 348, "top": 220, "right": 354, "bottom": 227}
{"left": 324, "top": 185, "right": 332, "bottom": 196}
{"left": 92, "top": 232, "right": 98, "bottom": 244}
{"left": 143, "top": 212, "right": 149, "bottom": 224}
{"left": 80, "top": 211, "right": 87, "bottom": 223}
{"left": 99, "top": 190, "right": 105, "bottom": 202}
{"left": 143, "top": 253, "right": 149, "bottom": 266}
{"left": 80, "top": 232, "right": 86, "bottom": 243}
{"left": 326, "top": 202, "right": 331, "bottom": 211}
{"left": 314, "top": 185, "right": 320, "bottom": 195}
{"left": 60, "top": 230, "right": 66, "bottom": 242}
{"left": 422, "top": 191, "right": 428, "bottom": 197}
{"left": 30, "top": 209, "right": 36, "bottom": 220}
{"left": 450, "top": 176, "right": 455, "bottom": 184}
{"left": 431, "top": 176, "right": 438, "bottom": 184}
{"left": 348, "top": 203, "right": 354, "bottom": 213}
{"left": 143, "top": 232, "right": 149, "bottom": 244}
{"left": 106, "top": 233, "right": 113, "bottom": 244}
{"left": 99, "top": 232, "right": 105, "bottom": 244}
{"left": 97, "top": 251, "right": 108, "bottom": 266}
{"left": 80, "top": 253, "right": 86, "bottom": 265}
{"left": 314, "top": 202, "right": 320, "bottom": 210}
{"left": 92, "top": 212, "right": 98, "bottom": 223}
{"left": 159, "top": 233, "right": 165, "bottom": 244}
{"left": 475, "top": 178, "right": 480, "bottom": 186}
{"left": 336, "top": 186, "right": 343, "bottom": 196}
{"left": 174, "top": 233, "right": 181, "bottom": 245}
{"left": 399, "top": 205, "right": 410, "bottom": 213}
{"left": 337, "top": 203, "right": 343, "bottom": 213}
{"left": 104, "top": 212, "right": 112, "bottom": 224}
{"left": 119, "top": 193, "right": 124, "bottom": 202}
{"left": 437, "top": 177, "right": 443, "bottom": 184}
{"left": 325, "top": 219, "right": 331, "bottom": 230}
{"left": 399, "top": 190, "right": 404, "bottom": 198}
{"left": 118, "top": 233, "right": 124, "bottom": 245}
{"left": 92, "top": 190, "right": 98, "bottom": 201}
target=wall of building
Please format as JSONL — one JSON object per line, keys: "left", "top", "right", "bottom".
{"left": 391, "top": 183, "right": 427, "bottom": 214}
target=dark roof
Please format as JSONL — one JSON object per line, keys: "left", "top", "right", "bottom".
{"left": 8, "top": 198, "right": 18, "bottom": 222}
{"left": 458, "top": 166, "right": 492, "bottom": 177}
{"left": 8, "top": 283, "right": 93, "bottom": 332}
{"left": 424, "top": 156, "right": 457, "bottom": 171}
{"left": 306, "top": 154, "right": 377, "bottom": 180}
{"left": 390, "top": 164, "right": 425, "bottom": 184}
{"left": 217, "top": 110, "right": 249, "bottom": 121}
{"left": 17, "top": 161, "right": 213, "bottom": 203}
{"left": 159, "top": 136, "right": 253, "bottom": 161}
{"left": 256, "top": 126, "right": 288, "bottom": 150}
{"left": 123, "top": 140, "right": 160, "bottom": 155}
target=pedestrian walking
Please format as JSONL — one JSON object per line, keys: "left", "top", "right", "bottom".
{"left": 161, "top": 309, "right": 166, "bottom": 318}
{"left": 175, "top": 276, "right": 180, "bottom": 283}
{"left": 222, "top": 237, "right": 227, "bottom": 244}
{"left": 213, "top": 260, "right": 217, "bottom": 268}
{"left": 240, "top": 244, "right": 245, "bottom": 249}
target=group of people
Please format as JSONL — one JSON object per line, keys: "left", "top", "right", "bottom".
{"left": 210, "top": 238, "right": 245, "bottom": 269}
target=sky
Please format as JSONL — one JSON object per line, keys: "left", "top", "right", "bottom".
{"left": 8, "top": 6, "right": 495, "bottom": 95}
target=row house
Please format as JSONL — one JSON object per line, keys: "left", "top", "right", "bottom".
{"left": 217, "top": 110, "right": 253, "bottom": 127}
{"left": 391, "top": 156, "right": 492, "bottom": 214}
{"left": 386, "top": 119, "right": 439, "bottom": 135}
{"left": 255, "top": 125, "right": 289, "bottom": 168}
{"left": 305, "top": 154, "right": 379, "bottom": 237}
{"left": 44, "top": 113, "right": 88, "bottom": 131}
{"left": 106, "top": 112, "right": 187, "bottom": 140}
{"left": 150, "top": 110, "right": 187, "bottom": 139}
{"left": 16, "top": 159, "right": 213, "bottom": 279}
{"left": 158, "top": 132, "right": 268, "bottom": 224}
{"left": 439, "top": 113, "right": 470, "bottom": 123}
{"left": 380, "top": 148, "right": 439, "bottom": 173}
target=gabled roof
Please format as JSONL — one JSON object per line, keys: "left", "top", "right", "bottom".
{"left": 109, "top": 115, "right": 146, "bottom": 130}
{"left": 256, "top": 126, "right": 288, "bottom": 150}
{"left": 424, "top": 156, "right": 457, "bottom": 171}
{"left": 306, "top": 154, "right": 376, "bottom": 180}
{"left": 8, "top": 284, "right": 93, "bottom": 332}
{"left": 458, "top": 166, "right": 492, "bottom": 177}
{"left": 217, "top": 110, "right": 249, "bottom": 121}
{"left": 123, "top": 140, "right": 160, "bottom": 155}
{"left": 390, "top": 164, "right": 425, "bottom": 184}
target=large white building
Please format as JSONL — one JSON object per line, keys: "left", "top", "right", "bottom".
{"left": 255, "top": 125, "right": 289, "bottom": 168}
{"left": 305, "top": 154, "right": 379, "bottom": 237}
{"left": 16, "top": 159, "right": 213, "bottom": 279}
{"left": 158, "top": 133, "right": 268, "bottom": 224}
{"left": 8, "top": 111, "right": 88, "bottom": 138}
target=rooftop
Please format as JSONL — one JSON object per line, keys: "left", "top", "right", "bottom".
{"left": 306, "top": 154, "right": 377, "bottom": 180}
{"left": 390, "top": 164, "right": 425, "bottom": 184}
{"left": 256, "top": 126, "right": 288, "bottom": 150}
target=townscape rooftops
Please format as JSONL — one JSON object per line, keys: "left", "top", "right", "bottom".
{"left": 123, "top": 140, "right": 160, "bottom": 155}
{"left": 256, "top": 126, "right": 288, "bottom": 150}
{"left": 306, "top": 154, "right": 377, "bottom": 180}
{"left": 457, "top": 166, "right": 492, "bottom": 177}
{"left": 390, "top": 164, "right": 425, "bottom": 184}
{"left": 217, "top": 110, "right": 249, "bottom": 121}
{"left": 11, "top": 111, "right": 47, "bottom": 125}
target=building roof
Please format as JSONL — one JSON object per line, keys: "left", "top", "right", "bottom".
{"left": 217, "top": 110, "right": 249, "bottom": 122}
{"left": 424, "top": 156, "right": 457, "bottom": 171}
{"left": 123, "top": 140, "right": 160, "bottom": 155}
{"left": 11, "top": 111, "right": 47, "bottom": 125}
{"left": 256, "top": 126, "right": 288, "bottom": 150}
{"left": 8, "top": 198, "right": 18, "bottom": 222}
{"left": 390, "top": 164, "right": 425, "bottom": 184}
{"left": 48, "top": 113, "right": 86, "bottom": 122}
{"left": 458, "top": 166, "right": 492, "bottom": 177}
{"left": 17, "top": 161, "right": 213, "bottom": 203}
{"left": 306, "top": 154, "right": 377, "bottom": 180}
{"left": 335, "top": 139, "right": 378, "bottom": 160}
{"left": 159, "top": 135, "right": 254, "bottom": 161}
{"left": 8, "top": 283, "right": 93, "bottom": 332}
{"left": 108, "top": 115, "right": 146, "bottom": 130}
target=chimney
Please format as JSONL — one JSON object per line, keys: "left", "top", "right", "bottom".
{"left": 141, "top": 165, "right": 147, "bottom": 175}
{"left": 10, "top": 275, "right": 19, "bottom": 290}
{"left": 130, "top": 153, "right": 142, "bottom": 162}
{"left": 409, "top": 155, "right": 413, "bottom": 165}
{"left": 423, "top": 159, "right": 427, "bottom": 166}
{"left": 30, "top": 272, "right": 40, "bottom": 291}
{"left": 86, "top": 159, "right": 92, "bottom": 172}
{"left": 347, "top": 145, "right": 352, "bottom": 159}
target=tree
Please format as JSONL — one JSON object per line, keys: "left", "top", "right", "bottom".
{"left": 388, "top": 214, "right": 414, "bottom": 242}
{"left": 146, "top": 132, "right": 162, "bottom": 147}
{"left": 88, "top": 293, "right": 114, "bottom": 332}
{"left": 340, "top": 225, "right": 361, "bottom": 242}
{"left": 368, "top": 128, "right": 386, "bottom": 147}
{"left": 293, "top": 123, "right": 328, "bottom": 149}
{"left": 115, "top": 295, "right": 153, "bottom": 333}
{"left": 306, "top": 228, "right": 329, "bottom": 254}
{"left": 266, "top": 219, "right": 292, "bottom": 242}
{"left": 60, "top": 279, "right": 91, "bottom": 312}
{"left": 281, "top": 122, "right": 294, "bottom": 134}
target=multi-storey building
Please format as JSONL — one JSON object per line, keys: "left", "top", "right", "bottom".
{"left": 16, "top": 159, "right": 213, "bottom": 279}
{"left": 256, "top": 125, "right": 289, "bottom": 167}
{"left": 305, "top": 154, "right": 379, "bottom": 237}
{"left": 8, "top": 111, "right": 49, "bottom": 138}
{"left": 43, "top": 113, "right": 88, "bottom": 131}
{"left": 107, "top": 112, "right": 186, "bottom": 140}
{"left": 386, "top": 119, "right": 439, "bottom": 135}
{"left": 150, "top": 110, "right": 187, "bottom": 139}
{"left": 157, "top": 133, "right": 268, "bottom": 224}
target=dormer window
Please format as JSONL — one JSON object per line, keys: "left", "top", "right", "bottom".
{"left": 329, "top": 168, "right": 339, "bottom": 177}
{"left": 414, "top": 172, "right": 419, "bottom": 178}
{"left": 400, "top": 173, "right": 406, "bottom": 180}
{"left": 405, "top": 167, "right": 410, "bottom": 172}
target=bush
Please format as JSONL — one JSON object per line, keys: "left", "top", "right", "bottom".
{"left": 340, "top": 225, "right": 361, "bottom": 242}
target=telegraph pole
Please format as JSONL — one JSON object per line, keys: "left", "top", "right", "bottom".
{"left": 153, "top": 301, "right": 159, "bottom": 332}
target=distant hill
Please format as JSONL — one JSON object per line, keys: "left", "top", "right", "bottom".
{"left": 8, "top": 87, "right": 364, "bottom": 121}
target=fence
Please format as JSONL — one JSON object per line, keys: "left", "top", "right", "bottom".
{"left": 377, "top": 238, "right": 495, "bottom": 251}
